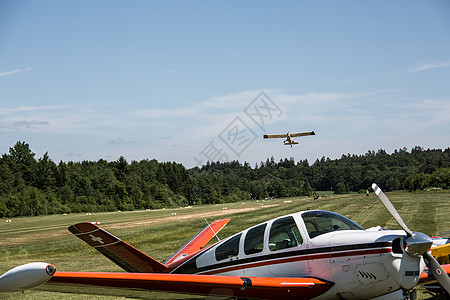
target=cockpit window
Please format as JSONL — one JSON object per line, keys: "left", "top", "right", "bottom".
{"left": 302, "top": 211, "right": 364, "bottom": 239}
{"left": 269, "top": 216, "right": 302, "bottom": 251}
{"left": 244, "top": 223, "right": 267, "bottom": 255}
{"left": 215, "top": 233, "right": 241, "bottom": 261}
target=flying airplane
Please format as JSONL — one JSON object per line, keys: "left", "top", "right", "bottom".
{"left": 1, "top": 184, "right": 450, "bottom": 300}
{"left": 263, "top": 131, "right": 315, "bottom": 147}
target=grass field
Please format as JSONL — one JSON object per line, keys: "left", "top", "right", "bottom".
{"left": 1, "top": 190, "right": 449, "bottom": 299}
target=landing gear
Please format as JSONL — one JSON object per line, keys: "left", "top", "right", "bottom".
{"left": 403, "top": 289, "right": 416, "bottom": 300}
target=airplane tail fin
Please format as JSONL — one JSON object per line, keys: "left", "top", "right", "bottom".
{"left": 165, "top": 218, "right": 230, "bottom": 266}
{"left": 69, "top": 222, "right": 167, "bottom": 273}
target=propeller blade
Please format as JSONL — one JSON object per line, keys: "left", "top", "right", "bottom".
{"left": 371, "top": 183, "right": 413, "bottom": 237}
{"left": 372, "top": 183, "right": 450, "bottom": 293}
{"left": 423, "top": 252, "right": 450, "bottom": 294}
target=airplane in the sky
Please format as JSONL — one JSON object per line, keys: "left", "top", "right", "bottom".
{"left": 1, "top": 184, "right": 450, "bottom": 300}
{"left": 263, "top": 131, "right": 315, "bottom": 147}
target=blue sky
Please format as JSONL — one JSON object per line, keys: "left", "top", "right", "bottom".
{"left": 1, "top": 1, "right": 449, "bottom": 167}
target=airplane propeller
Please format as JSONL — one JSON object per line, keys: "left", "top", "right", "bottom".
{"left": 372, "top": 183, "right": 450, "bottom": 294}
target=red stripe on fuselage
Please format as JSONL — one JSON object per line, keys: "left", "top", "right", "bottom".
{"left": 200, "top": 247, "right": 392, "bottom": 275}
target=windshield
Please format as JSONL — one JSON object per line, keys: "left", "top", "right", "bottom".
{"left": 302, "top": 211, "right": 364, "bottom": 239}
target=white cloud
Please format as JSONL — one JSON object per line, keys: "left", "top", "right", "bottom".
{"left": 133, "top": 106, "right": 200, "bottom": 118}
{"left": 277, "top": 90, "right": 395, "bottom": 105}
{"left": 0, "top": 103, "right": 117, "bottom": 136}
{"left": 0, "top": 105, "right": 68, "bottom": 115}
{"left": 202, "top": 90, "right": 278, "bottom": 109}
{"left": 413, "top": 98, "right": 450, "bottom": 125}
{"left": 107, "top": 137, "right": 134, "bottom": 145}
{"left": 0, "top": 68, "right": 32, "bottom": 77}
{"left": 0, "top": 69, "right": 21, "bottom": 77}
{"left": 107, "top": 137, "right": 153, "bottom": 145}
{"left": 278, "top": 92, "right": 352, "bottom": 104}
{"left": 131, "top": 90, "right": 275, "bottom": 122}
{"left": 407, "top": 61, "right": 450, "bottom": 72}
{"left": 0, "top": 120, "right": 49, "bottom": 130}
{"left": 131, "top": 90, "right": 389, "bottom": 144}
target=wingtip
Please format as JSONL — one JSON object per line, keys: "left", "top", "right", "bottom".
{"left": 371, "top": 183, "right": 381, "bottom": 195}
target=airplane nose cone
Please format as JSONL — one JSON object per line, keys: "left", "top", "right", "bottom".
{"left": 405, "top": 232, "right": 432, "bottom": 257}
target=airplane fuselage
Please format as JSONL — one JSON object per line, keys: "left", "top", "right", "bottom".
{"left": 170, "top": 210, "right": 425, "bottom": 300}
{"left": 284, "top": 134, "right": 298, "bottom": 146}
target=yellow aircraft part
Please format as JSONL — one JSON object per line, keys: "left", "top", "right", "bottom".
{"left": 431, "top": 244, "right": 450, "bottom": 264}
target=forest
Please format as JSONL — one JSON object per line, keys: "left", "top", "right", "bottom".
{"left": 1, "top": 141, "right": 449, "bottom": 217}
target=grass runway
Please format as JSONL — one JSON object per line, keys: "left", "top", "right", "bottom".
{"left": 1, "top": 190, "right": 449, "bottom": 299}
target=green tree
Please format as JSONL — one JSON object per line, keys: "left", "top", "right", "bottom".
{"left": 3, "top": 141, "right": 37, "bottom": 184}
{"left": 35, "top": 152, "right": 56, "bottom": 190}
{"left": 334, "top": 182, "right": 348, "bottom": 194}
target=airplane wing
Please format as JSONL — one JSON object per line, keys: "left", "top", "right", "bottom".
{"left": 68, "top": 222, "right": 167, "bottom": 273}
{"left": 43, "top": 272, "right": 334, "bottom": 300}
{"left": 165, "top": 218, "right": 230, "bottom": 266}
{"left": 419, "top": 264, "right": 450, "bottom": 284}
{"left": 263, "top": 134, "right": 288, "bottom": 139}
{"left": 431, "top": 243, "right": 450, "bottom": 264}
{"left": 289, "top": 131, "right": 315, "bottom": 137}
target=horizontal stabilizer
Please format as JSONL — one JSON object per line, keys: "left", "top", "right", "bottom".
{"left": 46, "top": 272, "right": 334, "bottom": 300}
{"left": 165, "top": 218, "right": 230, "bottom": 266}
{"left": 69, "top": 223, "right": 167, "bottom": 273}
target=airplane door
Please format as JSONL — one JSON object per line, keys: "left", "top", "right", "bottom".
{"left": 266, "top": 216, "right": 309, "bottom": 276}
{"left": 242, "top": 223, "right": 269, "bottom": 277}
{"left": 302, "top": 214, "right": 333, "bottom": 280}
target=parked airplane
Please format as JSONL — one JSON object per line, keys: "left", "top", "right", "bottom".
{"left": 425, "top": 240, "right": 450, "bottom": 297}
{"left": 263, "top": 131, "right": 315, "bottom": 147}
{"left": 1, "top": 184, "right": 450, "bottom": 300}
{"left": 432, "top": 244, "right": 450, "bottom": 265}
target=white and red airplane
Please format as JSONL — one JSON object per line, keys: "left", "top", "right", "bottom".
{"left": 1, "top": 183, "right": 449, "bottom": 299}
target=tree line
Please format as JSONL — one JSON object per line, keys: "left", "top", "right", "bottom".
{"left": 1, "top": 142, "right": 449, "bottom": 217}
